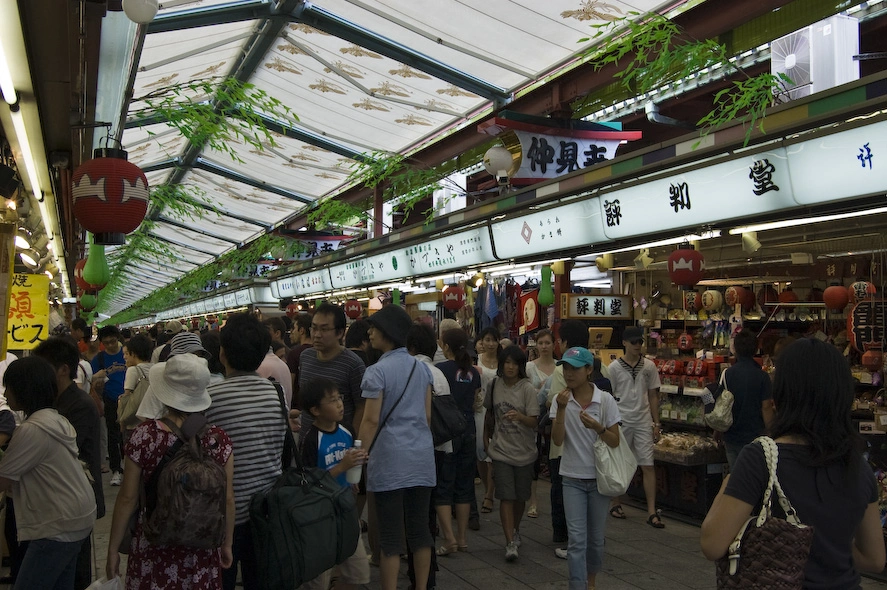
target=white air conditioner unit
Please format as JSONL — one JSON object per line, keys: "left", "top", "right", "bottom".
{"left": 771, "top": 15, "right": 859, "bottom": 102}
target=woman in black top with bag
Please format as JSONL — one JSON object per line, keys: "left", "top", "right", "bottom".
{"left": 701, "top": 338, "right": 885, "bottom": 588}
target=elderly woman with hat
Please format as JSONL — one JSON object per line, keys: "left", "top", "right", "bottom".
{"left": 106, "top": 354, "right": 235, "bottom": 590}
{"left": 358, "top": 305, "right": 435, "bottom": 590}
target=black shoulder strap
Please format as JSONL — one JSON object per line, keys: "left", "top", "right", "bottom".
{"left": 368, "top": 359, "right": 418, "bottom": 455}
{"left": 271, "top": 378, "right": 298, "bottom": 470}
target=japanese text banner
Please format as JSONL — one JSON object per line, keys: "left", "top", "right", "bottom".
{"left": 6, "top": 273, "right": 49, "bottom": 351}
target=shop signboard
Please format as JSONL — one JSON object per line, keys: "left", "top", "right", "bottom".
{"left": 235, "top": 289, "right": 251, "bottom": 306}
{"left": 519, "top": 289, "right": 540, "bottom": 335}
{"left": 195, "top": 300, "right": 207, "bottom": 314}
{"left": 561, "top": 293, "right": 631, "bottom": 320}
{"left": 271, "top": 269, "right": 332, "bottom": 298}
{"left": 5, "top": 273, "right": 50, "bottom": 351}
{"left": 212, "top": 296, "right": 225, "bottom": 311}
{"left": 189, "top": 303, "right": 199, "bottom": 315}
{"left": 249, "top": 286, "right": 275, "bottom": 305}
{"left": 490, "top": 199, "right": 609, "bottom": 259}
{"left": 787, "top": 119, "right": 887, "bottom": 206}
{"left": 330, "top": 250, "right": 407, "bottom": 289}
{"left": 848, "top": 300, "right": 887, "bottom": 352}
{"left": 599, "top": 149, "right": 797, "bottom": 240}
{"left": 512, "top": 131, "right": 623, "bottom": 181}
{"left": 404, "top": 228, "right": 494, "bottom": 275}
{"left": 223, "top": 293, "right": 237, "bottom": 309}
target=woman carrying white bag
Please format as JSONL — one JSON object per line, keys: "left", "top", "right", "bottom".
{"left": 550, "top": 347, "right": 634, "bottom": 590}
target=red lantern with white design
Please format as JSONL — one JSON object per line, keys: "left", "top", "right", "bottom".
{"left": 74, "top": 258, "right": 95, "bottom": 291}
{"left": 667, "top": 243, "right": 705, "bottom": 289}
{"left": 849, "top": 280, "right": 876, "bottom": 304}
{"left": 72, "top": 148, "right": 149, "bottom": 245}
{"left": 677, "top": 332, "right": 694, "bottom": 351}
{"left": 724, "top": 286, "right": 745, "bottom": 308}
{"left": 683, "top": 290, "right": 700, "bottom": 313}
{"left": 344, "top": 299, "right": 362, "bottom": 319}
{"left": 823, "top": 285, "right": 849, "bottom": 311}
{"left": 442, "top": 285, "right": 467, "bottom": 311}
{"left": 286, "top": 302, "right": 299, "bottom": 319}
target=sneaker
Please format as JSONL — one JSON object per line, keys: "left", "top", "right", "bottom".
{"left": 554, "top": 548, "right": 568, "bottom": 560}
{"left": 504, "top": 542, "right": 519, "bottom": 562}
{"left": 512, "top": 530, "right": 522, "bottom": 547}
{"left": 110, "top": 471, "right": 123, "bottom": 486}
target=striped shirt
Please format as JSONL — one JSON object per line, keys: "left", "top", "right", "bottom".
{"left": 299, "top": 347, "right": 366, "bottom": 438}
{"left": 205, "top": 374, "right": 286, "bottom": 524}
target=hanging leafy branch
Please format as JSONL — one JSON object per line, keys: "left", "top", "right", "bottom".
{"left": 576, "top": 12, "right": 792, "bottom": 145}
{"left": 308, "top": 151, "right": 450, "bottom": 230}
{"left": 101, "top": 234, "right": 302, "bottom": 326}
{"left": 130, "top": 78, "right": 298, "bottom": 163}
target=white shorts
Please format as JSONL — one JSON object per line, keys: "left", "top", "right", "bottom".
{"left": 620, "top": 422, "right": 655, "bottom": 466}
{"left": 300, "top": 535, "right": 370, "bottom": 589}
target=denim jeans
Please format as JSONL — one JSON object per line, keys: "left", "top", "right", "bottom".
{"left": 15, "top": 536, "right": 85, "bottom": 590}
{"left": 562, "top": 477, "right": 611, "bottom": 590}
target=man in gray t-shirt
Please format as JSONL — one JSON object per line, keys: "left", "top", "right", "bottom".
{"left": 299, "top": 303, "right": 366, "bottom": 439}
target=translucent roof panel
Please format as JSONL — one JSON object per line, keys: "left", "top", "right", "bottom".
{"left": 122, "top": 123, "right": 188, "bottom": 170}
{"left": 183, "top": 170, "right": 308, "bottom": 224}
{"left": 161, "top": 206, "right": 266, "bottom": 244}
{"left": 150, "top": 220, "right": 239, "bottom": 256}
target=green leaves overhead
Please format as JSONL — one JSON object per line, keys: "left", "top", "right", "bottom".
{"left": 577, "top": 11, "right": 792, "bottom": 145}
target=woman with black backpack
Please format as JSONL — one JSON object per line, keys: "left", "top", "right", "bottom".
{"left": 106, "top": 353, "right": 235, "bottom": 589}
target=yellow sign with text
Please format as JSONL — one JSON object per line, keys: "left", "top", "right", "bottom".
{"left": 6, "top": 274, "right": 49, "bottom": 351}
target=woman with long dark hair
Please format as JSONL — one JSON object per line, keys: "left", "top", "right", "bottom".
{"left": 475, "top": 326, "right": 501, "bottom": 513}
{"left": 435, "top": 327, "right": 482, "bottom": 554}
{"left": 0, "top": 357, "right": 97, "bottom": 589}
{"left": 701, "top": 338, "right": 885, "bottom": 586}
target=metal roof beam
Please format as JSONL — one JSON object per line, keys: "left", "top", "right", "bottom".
{"left": 148, "top": 0, "right": 272, "bottom": 33}
{"left": 193, "top": 159, "right": 314, "bottom": 204}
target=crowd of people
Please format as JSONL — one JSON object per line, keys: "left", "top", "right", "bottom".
{"left": 0, "top": 307, "right": 882, "bottom": 590}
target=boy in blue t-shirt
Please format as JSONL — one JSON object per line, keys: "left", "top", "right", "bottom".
{"left": 299, "top": 378, "right": 370, "bottom": 590}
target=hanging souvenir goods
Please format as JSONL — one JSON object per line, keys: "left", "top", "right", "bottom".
{"left": 442, "top": 285, "right": 466, "bottom": 311}
{"left": 823, "top": 285, "right": 850, "bottom": 311}
{"left": 683, "top": 290, "right": 701, "bottom": 313}
{"left": 79, "top": 291, "right": 97, "bottom": 311}
{"left": 667, "top": 242, "right": 705, "bottom": 289}
{"left": 72, "top": 148, "right": 149, "bottom": 245}
{"left": 81, "top": 239, "right": 110, "bottom": 289}
{"left": 344, "top": 299, "right": 362, "bottom": 319}
{"left": 702, "top": 290, "right": 723, "bottom": 311}
{"left": 778, "top": 288, "right": 799, "bottom": 304}
{"left": 849, "top": 280, "right": 876, "bottom": 305}
{"left": 677, "top": 332, "right": 694, "bottom": 351}
{"left": 757, "top": 285, "right": 779, "bottom": 308}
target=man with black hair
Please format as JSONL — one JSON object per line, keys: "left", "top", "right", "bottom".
{"left": 34, "top": 336, "right": 105, "bottom": 588}
{"left": 299, "top": 303, "right": 366, "bottom": 440}
{"left": 91, "top": 325, "right": 127, "bottom": 485}
{"left": 286, "top": 313, "right": 313, "bottom": 402}
{"left": 205, "top": 313, "right": 289, "bottom": 590}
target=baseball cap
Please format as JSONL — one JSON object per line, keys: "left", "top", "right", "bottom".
{"left": 556, "top": 347, "right": 595, "bottom": 368}
{"left": 165, "top": 320, "right": 184, "bottom": 334}
{"left": 623, "top": 326, "right": 644, "bottom": 342}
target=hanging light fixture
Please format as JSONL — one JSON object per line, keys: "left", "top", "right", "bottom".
{"left": 122, "top": 0, "right": 159, "bottom": 24}
{"left": 71, "top": 147, "right": 149, "bottom": 245}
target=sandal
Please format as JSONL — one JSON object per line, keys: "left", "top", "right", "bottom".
{"left": 609, "top": 505, "right": 626, "bottom": 519}
{"left": 481, "top": 498, "right": 493, "bottom": 513}
{"left": 527, "top": 505, "right": 538, "bottom": 518}
{"left": 457, "top": 545, "right": 468, "bottom": 552}
{"left": 436, "top": 543, "right": 459, "bottom": 557}
{"left": 647, "top": 512, "right": 665, "bottom": 529}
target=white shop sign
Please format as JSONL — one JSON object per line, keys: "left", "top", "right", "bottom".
{"left": 330, "top": 250, "right": 407, "bottom": 289}
{"left": 490, "top": 199, "right": 609, "bottom": 258}
{"left": 235, "top": 290, "right": 251, "bottom": 306}
{"left": 223, "top": 293, "right": 237, "bottom": 309}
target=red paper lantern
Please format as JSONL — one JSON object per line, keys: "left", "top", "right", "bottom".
{"left": 757, "top": 285, "right": 779, "bottom": 308}
{"left": 286, "top": 302, "right": 299, "bottom": 319}
{"left": 849, "top": 280, "right": 876, "bottom": 304}
{"left": 344, "top": 299, "right": 362, "bottom": 319}
{"left": 677, "top": 332, "right": 694, "bottom": 351}
{"left": 823, "top": 285, "right": 849, "bottom": 311}
{"left": 442, "top": 285, "right": 467, "bottom": 311}
{"left": 683, "top": 290, "right": 700, "bottom": 313}
{"left": 667, "top": 243, "right": 705, "bottom": 289}
{"left": 725, "top": 286, "right": 745, "bottom": 308}
{"left": 74, "top": 258, "right": 95, "bottom": 291}
{"left": 72, "top": 148, "right": 149, "bottom": 245}
{"left": 778, "top": 288, "right": 799, "bottom": 303}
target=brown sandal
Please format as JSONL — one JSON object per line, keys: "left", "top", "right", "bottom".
{"left": 481, "top": 498, "right": 493, "bottom": 513}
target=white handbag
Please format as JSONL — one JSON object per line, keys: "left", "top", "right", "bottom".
{"left": 705, "top": 371, "right": 734, "bottom": 432}
{"left": 592, "top": 391, "right": 638, "bottom": 496}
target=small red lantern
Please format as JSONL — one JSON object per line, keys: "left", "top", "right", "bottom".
{"left": 823, "top": 285, "right": 849, "bottom": 311}
{"left": 778, "top": 288, "right": 799, "bottom": 304}
{"left": 667, "top": 243, "right": 705, "bottom": 289}
{"left": 725, "top": 286, "right": 745, "bottom": 308}
{"left": 442, "top": 285, "right": 467, "bottom": 311}
{"left": 849, "top": 280, "right": 876, "bottom": 304}
{"left": 286, "top": 302, "right": 299, "bottom": 319}
{"left": 74, "top": 258, "right": 95, "bottom": 291}
{"left": 677, "top": 332, "right": 694, "bottom": 351}
{"left": 757, "top": 285, "right": 779, "bottom": 308}
{"left": 72, "top": 148, "right": 149, "bottom": 245}
{"left": 344, "top": 299, "right": 362, "bottom": 319}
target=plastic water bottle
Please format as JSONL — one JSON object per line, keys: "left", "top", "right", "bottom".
{"left": 345, "top": 440, "right": 363, "bottom": 484}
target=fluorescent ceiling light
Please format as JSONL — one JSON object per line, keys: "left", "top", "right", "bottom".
{"left": 729, "top": 207, "right": 887, "bottom": 235}
{"left": 14, "top": 235, "right": 29, "bottom": 249}
{"left": 0, "top": 36, "right": 17, "bottom": 105}
{"left": 579, "top": 231, "right": 721, "bottom": 259}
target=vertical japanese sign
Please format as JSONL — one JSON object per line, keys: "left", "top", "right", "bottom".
{"left": 6, "top": 273, "right": 49, "bottom": 351}
{"left": 0, "top": 223, "right": 15, "bottom": 357}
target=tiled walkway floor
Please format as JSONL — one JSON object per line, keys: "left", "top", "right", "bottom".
{"left": 6, "top": 471, "right": 887, "bottom": 589}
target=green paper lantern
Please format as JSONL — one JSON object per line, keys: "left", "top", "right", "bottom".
{"left": 80, "top": 292, "right": 97, "bottom": 311}
{"left": 82, "top": 237, "right": 110, "bottom": 289}
{"left": 538, "top": 265, "right": 555, "bottom": 307}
